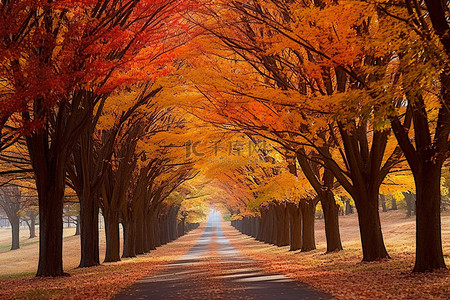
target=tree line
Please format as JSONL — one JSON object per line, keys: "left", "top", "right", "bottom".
{"left": 186, "top": 0, "right": 449, "bottom": 272}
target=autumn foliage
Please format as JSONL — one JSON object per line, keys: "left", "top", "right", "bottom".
{"left": 0, "top": 1, "right": 449, "bottom": 299}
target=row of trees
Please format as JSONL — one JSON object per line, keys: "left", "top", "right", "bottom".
{"left": 0, "top": 0, "right": 205, "bottom": 277}
{"left": 184, "top": 0, "right": 449, "bottom": 272}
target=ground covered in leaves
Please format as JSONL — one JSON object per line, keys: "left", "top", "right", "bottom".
{"left": 223, "top": 211, "right": 450, "bottom": 299}
{"left": 0, "top": 225, "right": 204, "bottom": 299}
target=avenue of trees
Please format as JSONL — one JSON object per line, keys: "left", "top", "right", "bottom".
{"left": 0, "top": 0, "right": 448, "bottom": 278}
{"left": 184, "top": 0, "right": 449, "bottom": 272}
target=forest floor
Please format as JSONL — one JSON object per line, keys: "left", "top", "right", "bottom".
{"left": 224, "top": 210, "right": 450, "bottom": 300}
{"left": 0, "top": 225, "right": 204, "bottom": 299}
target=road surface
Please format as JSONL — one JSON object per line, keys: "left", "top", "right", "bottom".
{"left": 113, "top": 210, "right": 333, "bottom": 299}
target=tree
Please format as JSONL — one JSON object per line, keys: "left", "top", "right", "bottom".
{"left": 21, "top": 205, "right": 38, "bottom": 239}
{"left": 66, "top": 85, "right": 162, "bottom": 267}
{"left": 378, "top": 0, "right": 450, "bottom": 271}
{"left": 0, "top": 185, "right": 24, "bottom": 250}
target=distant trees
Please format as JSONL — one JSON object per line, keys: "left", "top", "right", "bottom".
{"left": 0, "top": 185, "right": 23, "bottom": 250}
{"left": 21, "top": 204, "right": 38, "bottom": 239}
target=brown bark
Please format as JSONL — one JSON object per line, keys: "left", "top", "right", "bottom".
{"left": 354, "top": 193, "right": 389, "bottom": 261}
{"left": 10, "top": 216, "right": 20, "bottom": 250}
{"left": 390, "top": 196, "right": 398, "bottom": 210}
{"left": 413, "top": 165, "right": 445, "bottom": 271}
{"left": 300, "top": 200, "right": 316, "bottom": 252}
{"left": 296, "top": 151, "right": 342, "bottom": 252}
{"left": 145, "top": 210, "right": 157, "bottom": 251}
{"left": 320, "top": 190, "right": 343, "bottom": 252}
{"left": 379, "top": 194, "right": 387, "bottom": 213}
{"left": 104, "top": 210, "right": 121, "bottom": 262}
{"left": 275, "top": 203, "right": 289, "bottom": 247}
{"left": 135, "top": 209, "right": 145, "bottom": 254}
{"left": 122, "top": 219, "right": 136, "bottom": 258}
{"left": 344, "top": 198, "right": 353, "bottom": 215}
{"left": 26, "top": 127, "right": 68, "bottom": 276}
{"left": 74, "top": 215, "right": 80, "bottom": 236}
{"left": 178, "top": 217, "right": 185, "bottom": 237}
{"left": 287, "top": 202, "right": 302, "bottom": 251}
{"left": 268, "top": 204, "right": 277, "bottom": 244}
{"left": 78, "top": 193, "right": 99, "bottom": 267}
{"left": 251, "top": 217, "right": 259, "bottom": 238}
{"left": 36, "top": 181, "right": 66, "bottom": 276}
{"left": 168, "top": 206, "right": 179, "bottom": 241}
{"left": 257, "top": 208, "right": 266, "bottom": 242}
{"left": 404, "top": 192, "right": 416, "bottom": 218}
{"left": 153, "top": 209, "right": 162, "bottom": 247}
{"left": 26, "top": 211, "right": 37, "bottom": 239}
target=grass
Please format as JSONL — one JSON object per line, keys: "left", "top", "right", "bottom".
{"left": 222, "top": 210, "right": 450, "bottom": 300}
{"left": 0, "top": 240, "right": 39, "bottom": 250}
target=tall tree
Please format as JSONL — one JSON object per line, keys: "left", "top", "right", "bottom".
{"left": 378, "top": 0, "right": 450, "bottom": 271}
{"left": 0, "top": 185, "right": 24, "bottom": 250}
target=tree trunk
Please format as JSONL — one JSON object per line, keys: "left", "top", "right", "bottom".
{"left": 413, "top": 166, "right": 446, "bottom": 272}
{"left": 159, "top": 214, "right": 169, "bottom": 245}
{"left": 75, "top": 215, "right": 80, "bottom": 236}
{"left": 404, "top": 192, "right": 412, "bottom": 218}
{"left": 264, "top": 207, "right": 274, "bottom": 244}
{"left": 300, "top": 200, "right": 316, "bottom": 252}
{"left": 135, "top": 210, "right": 145, "bottom": 254}
{"left": 390, "top": 196, "right": 397, "bottom": 210}
{"left": 153, "top": 212, "right": 162, "bottom": 248}
{"left": 320, "top": 191, "right": 343, "bottom": 252}
{"left": 37, "top": 185, "right": 65, "bottom": 276}
{"left": 287, "top": 203, "right": 302, "bottom": 251}
{"left": 379, "top": 194, "right": 387, "bottom": 212}
{"left": 168, "top": 207, "right": 178, "bottom": 241}
{"left": 79, "top": 194, "right": 99, "bottom": 267}
{"left": 178, "top": 217, "right": 185, "bottom": 237}
{"left": 28, "top": 213, "right": 36, "bottom": 239}
{"left": 275, "top": 204, "right": 289, "bottom": 246}
{"left": 345, "top": 199, "right": 353, "bottom": 215}
{"left": 354, "top": 194, "right": 389, "bottom": 261}
{"left": 104, "top": 210, "right": 121, "bottom": 262}
{"left": 146, "top": 210, "right": 157, "bottom": 251}
{"left": 10, "top": 216, "right": 20, "bottom": 250}
{"left": 27, "top": 128, "right": 68, "bottom": 277}
{"left": 268, "top": 204, "right": 277, "bottom": 244}
{"left": 252, "top": 217, "right": 259, "bottom": 238}
{"left": 257, "top": 209, "right": 266, "bottom": 242}
{"left": 122, "top": 219, "right": 136, "bottom": 258}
